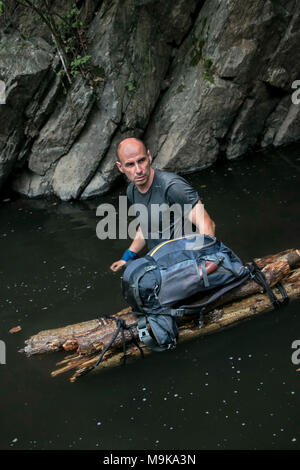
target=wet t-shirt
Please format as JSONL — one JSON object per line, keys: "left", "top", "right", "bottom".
{"left": 126, "top": 169, "right": 200, "bottom": 250}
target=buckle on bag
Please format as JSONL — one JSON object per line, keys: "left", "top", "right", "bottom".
{"left": 137, "top": 316, "right": 148, "bottom": 343}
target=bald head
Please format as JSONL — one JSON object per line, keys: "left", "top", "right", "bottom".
{"left": 117, "top": 138, "right": 146, "bottom": 163}
{"left": 116, "top": 137, "right": 154, "bottom": 191}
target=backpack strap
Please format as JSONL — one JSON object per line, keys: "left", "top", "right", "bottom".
{"left": 200, "top": 261, "right": 210, "bottom": 287}
{"left": 130, "top": 263, "right": 157, "bottom": 310}
{"left": 174, "top": 273, "right": 250, "bottom": 317}
{"left": 275, "top": 281, "right": 289, "bottom": 305}
{"left": 174, "top": 259, "right": 289, "bottom": 321}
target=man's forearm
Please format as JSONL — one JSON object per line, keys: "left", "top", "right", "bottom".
{"left": 128, "top": 226, "right": 146, "bottom": 253}
{"left": 202, "top": 213, "right": 215, "bottom": 237}
{"left": 189, "top": 201, "right": 216, "bottom": 237}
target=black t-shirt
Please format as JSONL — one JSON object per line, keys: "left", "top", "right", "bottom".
{"left": 126, "top": 169, "right": 200, "bottom": 250}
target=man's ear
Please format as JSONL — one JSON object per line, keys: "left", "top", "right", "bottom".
{"left": 116, "top": 161, "right": 124, "bottom": 174}
{"left": 147, "top": 150, "right": 152, "bottom": 164}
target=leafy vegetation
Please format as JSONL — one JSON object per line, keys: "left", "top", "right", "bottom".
{"left": 0, "top": 1, "right": 96, "bottom": 86}
{"left": 202, "top": 58, "right": 215, "bottom": 83}
{"left": 125, "top": 81, "right": 136, "bottom": 92}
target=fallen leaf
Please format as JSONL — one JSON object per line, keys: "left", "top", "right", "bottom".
{"left": 9, "top": 326, "right": 22, "bottom": 334}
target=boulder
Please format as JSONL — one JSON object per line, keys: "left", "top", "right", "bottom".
{"left": 146, "top": 0, "right": 299, "bottom": 169}
{"left": 28, "top": 75, "right": 95, "bottom": 176}
{"left": 0, "top": 32, "right": 53, "bottom": 187}
{"left": 273, "top": 103, "right": 300, "bottom": 146}
{"left": 52, "top": 104, "right": 118, "bottom": 201}
{"left": 12, "top": 168, "right": 53, "bottom": 198}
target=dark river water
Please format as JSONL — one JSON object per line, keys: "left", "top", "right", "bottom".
{"left": 0, "top": 144, "right": 299, "bottom": 451}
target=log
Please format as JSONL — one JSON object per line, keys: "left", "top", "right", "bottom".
{"left": 20, "top": 307, "right": 134, "bottom": 356}
{"left": 20, "top": 248, "right": 300, "bottom": 356}
{"left": 20, "top": 248, "right": 300, "bottom": 381}
{"left": 55, "top": 267, "right": 300, "bottom": 382}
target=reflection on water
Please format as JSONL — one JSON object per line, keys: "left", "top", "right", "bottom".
{"left": 0, "top": 144, "right": 299, "bottom": 450}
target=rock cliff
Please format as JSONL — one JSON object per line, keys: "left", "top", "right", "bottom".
{"left": 0, "top": 0, "right": 299, "bottom": 200}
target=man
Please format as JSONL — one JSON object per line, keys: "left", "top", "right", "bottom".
{"left": 110, "top": 138, "right": 215, "bottom": 272}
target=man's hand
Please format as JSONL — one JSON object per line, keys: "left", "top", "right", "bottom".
{"left": 110, "top": 227, "right": 146, "bottom": 272}
{"left": 110, "top": 259, "right": 127, "bottom": 272}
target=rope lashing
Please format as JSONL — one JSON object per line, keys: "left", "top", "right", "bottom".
{"left": 94, "top": 315, "right": 144, "bottom": 369}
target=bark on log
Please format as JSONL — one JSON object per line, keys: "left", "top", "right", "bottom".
{"left": 19, "top": 249, "right": 300, "bottom": 381}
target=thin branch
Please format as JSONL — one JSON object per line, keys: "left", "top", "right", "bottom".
{"left": 51, "top": 33, "right": 72, "bottom": 84}
{"left": 14, "top": 0, "right": 72, "bottom": 84}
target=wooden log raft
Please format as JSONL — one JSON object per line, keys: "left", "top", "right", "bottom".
{"left": 20, "top": 249, "right": 300, "bottom": 382}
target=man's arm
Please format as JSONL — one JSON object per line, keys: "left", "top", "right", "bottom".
{"left": 188, "top": 201, "right": 216, "bottom": 237}
{"left": 166, "top": 175, "right": 215, "bottom": 236}
{"left": 110, "top": 226, "right": 146, "bottom": 272}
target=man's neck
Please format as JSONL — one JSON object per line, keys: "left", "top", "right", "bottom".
{"left": 135, "top": 168, "right": 155, "bottom": 194}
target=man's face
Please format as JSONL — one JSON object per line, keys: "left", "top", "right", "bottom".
{"left": 116, "top": 145, "right": 153, "bottom": 189}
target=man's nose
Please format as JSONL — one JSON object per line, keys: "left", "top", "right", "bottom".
{"left": 135, "top": 162, "right": 142, "bottom": 173}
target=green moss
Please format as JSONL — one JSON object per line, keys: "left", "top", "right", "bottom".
{"left": 125, "top": 80, "right": 136, "bottom": 92}
{"left": 190, "top": 38, "right": 205, "bottom": 67}
{"left": 203, "top": 58, "right": 213, "bottom": 69}
{"left": 202, "top": 57, "right": 215, "bottom": 83}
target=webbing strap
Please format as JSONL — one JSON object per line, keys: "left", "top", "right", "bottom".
{"left": 247, "top": 261, "right": 290, "bottom": 309}
{"left": 174, "top": 274, "right": 250, "bottom": 315}
{"left": 200, "top": 261, "right": 209, "bottom": 288}
{"left": 275, "top": 281, "right": 289, "bottom": 305}
{"left": 247, "top": 261, "right": 281, "bottom": 309}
